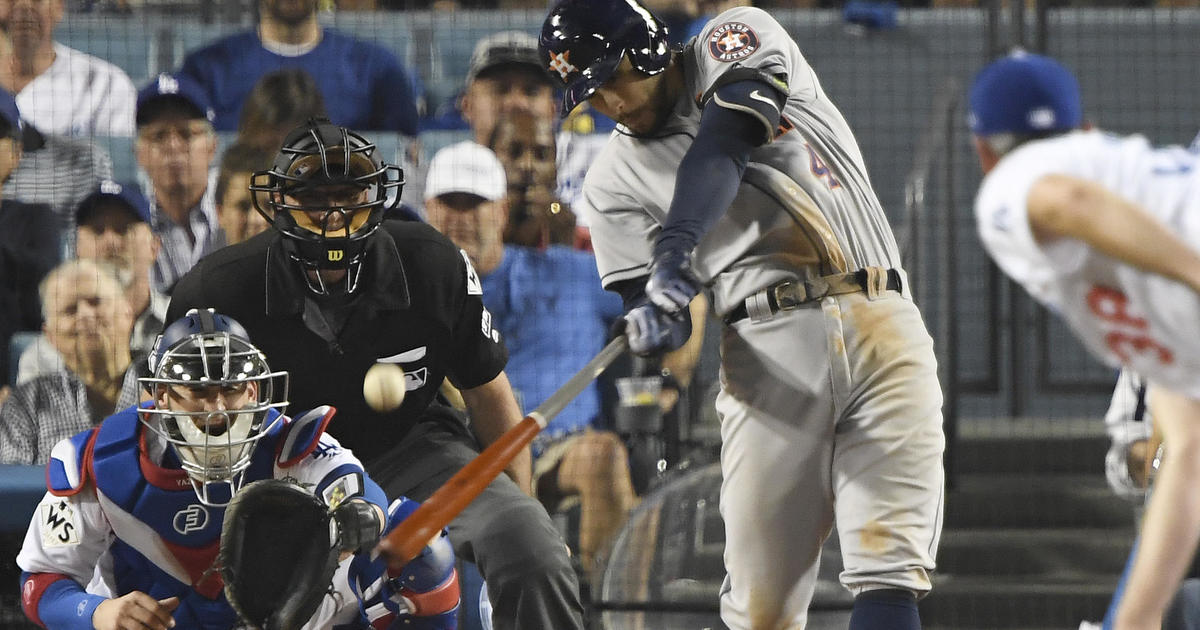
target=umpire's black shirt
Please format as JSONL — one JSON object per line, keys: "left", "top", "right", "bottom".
{"left": 167, "top": 220, "right": 508, "bottom": 463}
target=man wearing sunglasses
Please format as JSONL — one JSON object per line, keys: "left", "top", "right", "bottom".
{"left": 166, "top": 118, "right": 586, "bottom": 630}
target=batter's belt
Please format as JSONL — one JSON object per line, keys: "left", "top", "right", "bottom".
{"left": 723, "top": 266, "right": 903, "bottom": 326}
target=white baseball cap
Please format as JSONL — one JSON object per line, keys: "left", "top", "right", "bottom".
{"left": 424, "top": 141, "right": 507, "bottom": 202}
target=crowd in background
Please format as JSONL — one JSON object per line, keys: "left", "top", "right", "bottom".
{"left": 0, "top": 0, "right": 732, "bottom": 596}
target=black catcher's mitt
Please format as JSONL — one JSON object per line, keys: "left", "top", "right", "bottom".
{"left": 219, "top": 479, "right": 340, "bottom": 630}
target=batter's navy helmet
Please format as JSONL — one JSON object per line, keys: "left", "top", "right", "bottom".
{"left": 539, "top": 0, "right": 671, "bottom": 117}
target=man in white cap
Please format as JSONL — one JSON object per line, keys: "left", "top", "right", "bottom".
{"left": 424, "top": 141, "right": 638, "bottom": 576}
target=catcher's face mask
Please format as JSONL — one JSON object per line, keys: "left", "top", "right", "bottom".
{"left": 140, "top": 325, "right": 289, "bottom": 506}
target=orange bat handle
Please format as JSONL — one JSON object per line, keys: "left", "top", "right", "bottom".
{"left": 377, "top": 415, "right": 541, "bottom": 565}
{"left": 376, "top": 336, "right": 628, "bottom": 567}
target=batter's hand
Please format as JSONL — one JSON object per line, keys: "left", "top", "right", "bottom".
{"left": 93, "top": 593, "right": 179, "bottom": 630}
{"left": 624, "top": 302, "right": 692, "bottom": 356}
{"left": 645, "top": 250, "right": 702, "bottom": 315}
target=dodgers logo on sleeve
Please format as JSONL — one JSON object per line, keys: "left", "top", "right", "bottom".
{"left": 709, "top": 22, "right": 759, "bottom": 62}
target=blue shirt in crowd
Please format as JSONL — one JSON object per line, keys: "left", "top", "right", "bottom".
{"left": 180, "top": 29, "right": 419, "bottom": 134}
{"left": 481, "top": 245, "right": 623, "bottom": 442}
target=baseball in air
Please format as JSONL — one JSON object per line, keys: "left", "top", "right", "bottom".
{"left": 363, "top": 363, "right": 406, "bottom": 412}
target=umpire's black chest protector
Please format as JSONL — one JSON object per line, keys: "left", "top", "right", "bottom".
{"left": 167, "top": 220, "right": 509, "bottom": 464}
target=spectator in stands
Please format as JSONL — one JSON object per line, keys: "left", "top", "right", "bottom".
{"left": 488, "top": 111, "right": 575, "bottom": 248}
{"left": 0, "top": 259, "right": 138, "bottom": 465}
{"left": 216, "top": 142, "right": 273, "bottom": 246}
{"left": 0, "top": 85, "right": 57, "bottom": 391}
{"left": 236, "top": 68, "right": 328, "bottom": 154}
{"left": 135, "top": 72, "right": 223, "bottom": 294}
{"left": 17, "top": 181, "right": 164, "bottom": 384}
{"left": 459, "top": 31, "right": 608, "bottom": 240}
{"left": 0, "top": 0, "right": 136, "bottom": 136}
{"left": 423, "top": 141, "right": 634, "bottom": 574}
{"left": 180, "top": 0, "right": 419, "bottom": 135}
{"left": 461, "top": 31, "right": 556, "bottom": 150}
{"left": 0, "top": 31, "right": 113, "bottom": 234}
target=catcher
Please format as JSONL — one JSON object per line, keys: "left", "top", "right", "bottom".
{"left": 15, "top": 309, "right": 460, "bottom": 630}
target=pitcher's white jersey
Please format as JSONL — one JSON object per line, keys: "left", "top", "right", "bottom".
{"left": 582, "top": 6, "right": 905, "bottom": 315}
{"left": 975, "top": 129, "right": 1200, "bottom": 398}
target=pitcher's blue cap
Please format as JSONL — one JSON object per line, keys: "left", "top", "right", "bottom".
{"left": 968, "top": 51, "right": 1081, "bottom": 136}
{"left": 137, "top": 73, "right": 215, "bottom": 126}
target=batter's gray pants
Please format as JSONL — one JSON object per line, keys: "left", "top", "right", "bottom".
{"left": 716, "top": 290, "right": 945, "bottom": 630}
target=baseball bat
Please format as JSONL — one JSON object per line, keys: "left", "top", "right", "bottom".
{"left": 376, "top": 335, "right": 629, "bottom": 567}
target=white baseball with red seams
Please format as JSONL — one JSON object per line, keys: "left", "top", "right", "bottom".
{"left": 363, "top": 363, "right": 407, "bottom": 412}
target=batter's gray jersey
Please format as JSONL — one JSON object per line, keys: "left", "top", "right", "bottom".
{"left": 582, "top": 6, "right": 905, "bottom": 315}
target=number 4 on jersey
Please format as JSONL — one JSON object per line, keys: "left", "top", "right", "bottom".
{"left": 807, "top": 143, "right": 841, "bottom": 189}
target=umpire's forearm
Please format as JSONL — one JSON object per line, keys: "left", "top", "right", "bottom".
{"left": 461, "top": 371, "right": 534, "bottom": 496}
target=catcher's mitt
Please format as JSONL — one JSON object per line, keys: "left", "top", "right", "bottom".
{"left": 219, "top": 479, "right": 340, "bottom": 630}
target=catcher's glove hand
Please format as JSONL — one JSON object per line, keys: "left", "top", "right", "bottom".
{"left": 219, "top": 479, "right": 340, "bottom": 630}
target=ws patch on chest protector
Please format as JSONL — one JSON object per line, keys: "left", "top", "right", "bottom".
{"left": 42, "top": 498, "right": 79, "bottom": 546}
{"left": 709, "top": 22, "right": 760, "bottom": 62}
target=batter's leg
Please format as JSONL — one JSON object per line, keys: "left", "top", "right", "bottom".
{"left": 827, "top": 293, "right": 945, "bottom": 619}
{"left": 716, "top": 305, "right": 839, "bottom": 630}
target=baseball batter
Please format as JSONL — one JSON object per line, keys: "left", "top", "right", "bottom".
{"left": 540, "top": 2, "right": 946, "bottom": 628}
{"left": 969, "top": 52, "right": 1200, "bottom": 630}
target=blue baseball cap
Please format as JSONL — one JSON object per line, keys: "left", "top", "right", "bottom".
{"left": 0, "top": 85, "right": 44, "bottom": 151}
{"left": 968, "top": 51, "right": 1082, "bottom": 136}
{"left": 75, "top": 180, "right": 152, "bottom": 226}
{"left": 136, "top": 73, "right": 215, "bottom": 126}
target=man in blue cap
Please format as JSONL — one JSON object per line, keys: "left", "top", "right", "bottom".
{"left": 16, "top": 180, "right": 165, "bottom": 387}
{"left": 969, "top": 50, "right": 1200, "bottom": 630}
{"left": 135, "top": 72, "right": 224, "bottom": 294}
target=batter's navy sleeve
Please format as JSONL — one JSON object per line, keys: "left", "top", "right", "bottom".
{"left": 652, "top": 81, "right": 768, "bottom": 258}
{"left": 608, "top": 276, "right": 650, "bottom": 312}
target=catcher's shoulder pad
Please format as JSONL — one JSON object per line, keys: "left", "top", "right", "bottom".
{"left": 277, "top": 406, "right": 336, "bottom": 468}
{"left": 46, "top": 428, "right": 98, "bottom": 497}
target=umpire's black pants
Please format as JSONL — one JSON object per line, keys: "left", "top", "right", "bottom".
{"left": 367, "top": 409, "right": 585, "bottom": 630}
